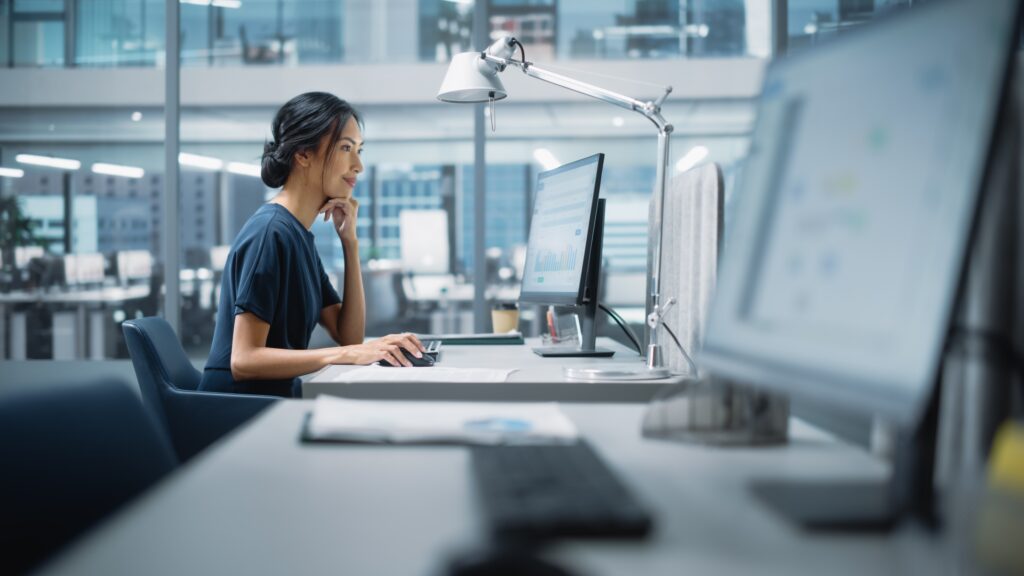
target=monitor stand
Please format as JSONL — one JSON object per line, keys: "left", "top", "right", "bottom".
{"left": 750, "top": 386, "right": 939, "bottom": 530}
{"left": 533, "top": 199, "right": 615, "bottom": 358}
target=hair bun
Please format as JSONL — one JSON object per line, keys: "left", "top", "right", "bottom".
{"left": 260, "top": 148, "right": 289, "bottom": 188}
{"left": 263, "top": 140, "right": 278, "bottom": 155}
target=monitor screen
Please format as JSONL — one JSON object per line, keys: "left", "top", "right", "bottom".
{"left": 400, "top": 209, "right": 450, "bottom": 274}
{"left": 519, "top": 153, "right": 604, "bottom": 305}
{"left": 700, "top": 0, "right": 1019, "bottom": 426}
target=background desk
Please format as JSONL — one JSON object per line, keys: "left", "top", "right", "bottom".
{"left": 302, "top": 337, "right": 686, "bottom": 403}
{"left": 38, "top": 401, "right": 946, "bottom": 576}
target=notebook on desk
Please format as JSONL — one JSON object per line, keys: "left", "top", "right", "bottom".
{"left": 416, "top": 332, "right": 525, "bottom": 345}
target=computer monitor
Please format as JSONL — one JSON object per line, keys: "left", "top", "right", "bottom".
{"left": 400, "top": 209, "right": 450, "bottom": 274}
{"left": 116, "top": 250, "right": 153, "bottom": 285}
{"left": 520, "top": 153, "right": 612, "bottom": 357}
{"left": 699, "top": 0, "right": 1020, "bottom": 526}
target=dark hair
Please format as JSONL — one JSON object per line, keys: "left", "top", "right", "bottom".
{"left": 261, "top": 92, "right": 363, "bottom": 189}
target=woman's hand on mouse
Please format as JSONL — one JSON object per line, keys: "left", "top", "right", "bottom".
{"left": 327, "top": 333, "right": 424, "bottom": 367}
{"left": 376, "top": 332, "right": 426, "bottom": 357}
{"left": 329, "top": 340, "right": 412, "bottom": 367}
{"left": 319, "top": 197, "right": 359, "bottom": 244}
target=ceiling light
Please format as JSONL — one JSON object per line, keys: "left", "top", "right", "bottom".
{"left": 227, "top": 162, "right": 261, "bottom": 177}
{"left": 612, "top": 116, "right": 625, "bottom": 127}
{"left": 0, "top": 167, "right": 25, "bottom": 178}
{"left": 16, "top": 154, "right": 81, "bottom": 170}
{"left": 92, "top": 162, "right": 145, "bottom": 179}
{"left": 131, "top": 111, "right": 143, "bottom": 122}
{"left": 179, "top": 153, "right": 223, "bottom": 170}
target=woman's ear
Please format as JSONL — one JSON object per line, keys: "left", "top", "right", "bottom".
{"left": 293, "top": 148, "right": 312, "bottom": 168}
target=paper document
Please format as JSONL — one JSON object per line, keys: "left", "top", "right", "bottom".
{"left": 331, "top": 365, "right": 515, "bottom": 383}
{"left": 304, "top": 396, "right": 579, "bottom": 445}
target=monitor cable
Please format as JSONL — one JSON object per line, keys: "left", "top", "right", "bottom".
{"left": 598, "top": 302, "right": 642, "bottom": 355}
{"left": 660, "top": 321, "right": 699, "bottom": 377}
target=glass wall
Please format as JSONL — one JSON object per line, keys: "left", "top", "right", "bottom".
{"left": 1, "top": 0, "right": 763, "bottom": 359}
{"left": 0, "top": 0, "right": 774, "bottom": 68}
{"left": 0, "top": 120, "right": 164, "bottom": 359}
{"left": 787, "top": 0, "right": 914, "bottom": 52}
{"left": 9, "top": 0, "right": 66, "bottom": 67}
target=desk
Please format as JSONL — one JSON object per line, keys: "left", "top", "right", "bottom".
{"left": 0, "top": 285, "right": 150, "bottom": 359}
{"left": 37, "top": 401, "right": 946, "bottom": 576}
{"left": 302, "top": 337, "right": 686, "bottom": 403}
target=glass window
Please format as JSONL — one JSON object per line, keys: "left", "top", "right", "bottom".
{"left": 12, "top": 18, "right": 62, "bottom": 67}
{"left": 13, "top": 0, "right": 63, "bottom": 13}
{"left": 557, "top": 0, "right": 765, "bottom": 60}
{"left": 419, "top": 0, "right": 474, "bottom": 62}
{"left": 1, "top": 0, "right": 10, "bottom": 66}
{"left": 76, "top": 0, "right": 163, "bottom": 67}
{"left": 788, "top": 0, "right": 913, "bottom": 52}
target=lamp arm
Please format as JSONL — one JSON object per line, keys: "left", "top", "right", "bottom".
{"left": 481, "top": 51, "right": 676, "bottom": 367}
{"left": 481, "top": 54, "right": 672, "bottom": 131}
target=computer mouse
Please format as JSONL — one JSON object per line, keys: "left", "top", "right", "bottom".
{"left": 377, "top": 348, "right": 435, "bottom": 367}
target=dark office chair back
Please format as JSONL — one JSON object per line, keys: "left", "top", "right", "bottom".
{"left": 123, "top": 317, "right": 278, "bottom": 462}
{"left": 121, "top": 316, "right": 200, "bottom": 436}
{"left": 0, "top": 379, "right": 177, "bottom": 575}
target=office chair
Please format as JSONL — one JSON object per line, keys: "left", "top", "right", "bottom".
{"left": 123, "top": 317, "right": 279, "bottom": 462}
{"left": 0, "top": 378, "right": 177, "bottom": 576}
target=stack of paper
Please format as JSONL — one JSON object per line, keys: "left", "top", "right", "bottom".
{"left": 304, "top": 395, "right": 579, "bottom": 445}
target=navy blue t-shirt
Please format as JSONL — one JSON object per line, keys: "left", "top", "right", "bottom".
{"left": 200, "top": 203, "right": 341, "bottom": 397}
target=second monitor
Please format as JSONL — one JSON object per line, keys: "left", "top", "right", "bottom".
{"left": 520, "top": 153, "right": 614, "bottom": 357}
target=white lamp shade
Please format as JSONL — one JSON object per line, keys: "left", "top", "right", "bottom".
{"left": 437, "top": 52, "right": 508, "bottom": 103}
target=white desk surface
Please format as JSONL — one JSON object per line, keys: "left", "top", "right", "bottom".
{"left": 302, "top": 337, "right": 686, "bottom": 403}
{"left": 38, "top": 401, "right": 947, "bottom": 576}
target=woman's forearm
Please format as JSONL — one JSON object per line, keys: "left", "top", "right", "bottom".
{"left": 337, "top": 238, "right": 365, "bottom": 345}
{"left": 231, "top": 346, "right": 334, "bottom": 381}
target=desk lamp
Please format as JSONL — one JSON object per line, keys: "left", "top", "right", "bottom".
{"left": 438, "top": 36, "right": 677, "bottom": 379}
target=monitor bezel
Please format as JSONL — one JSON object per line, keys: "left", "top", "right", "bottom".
{"left": 698, "top": 0, "right": 1022, "bottom": 427}
{"left": 518, "top": 153, "right": 605, "bottom": 306}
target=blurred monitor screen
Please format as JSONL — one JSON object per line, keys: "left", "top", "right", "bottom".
{"left": 15, "top": 246, "right": 44, "bottom": 269}
{"left": 210, "top": 245, "right": 230, "bottom": 272}
{"left": 700, "top": 0, "right": 1019, "bottom": 426}
{"left": 116, "top": 250, "right": 153, "bottom": 283}
{"left": 400, "top": 209, "right": 450, "bottom": 274}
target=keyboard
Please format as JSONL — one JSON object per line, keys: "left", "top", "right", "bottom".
{"left": 471, "top": 441, "right": 653, "bottom": 540}
{"left": 423, "top": 339, "right": 442, "bottom": 361}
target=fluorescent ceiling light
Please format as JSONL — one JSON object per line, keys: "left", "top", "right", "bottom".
{"left": 227, "top": 161, "right": 261, "bottom": 177}
{"left": 92, "top": 162, "right": 145, "bottom": 179}
{"left": 181, "top": 0, "right": 242, "bottom": 7}
{"left": 0, "top": 167, "right": 25, "bottom": 178}
{"left": 16, "top": 154, "right": 81, "bottom": 170}
{"left": 532, "top": 148, "right": 561, "bottom": 171}
{"left": 675, "top": 146, "right": 709, "bottom": 173}
{"left": 179, "top": 153, "right": 223, "bottom": 170}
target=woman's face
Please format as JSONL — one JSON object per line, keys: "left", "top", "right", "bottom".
{"left": 316, "top": 116, "right": 364, "bottom": 201}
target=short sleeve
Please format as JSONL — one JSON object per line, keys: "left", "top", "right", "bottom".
{"left": 319, "top": 258, "right": 342, "bottom": 309}
{"left": 233, "top": 229, "right": 282, "bottom": 324}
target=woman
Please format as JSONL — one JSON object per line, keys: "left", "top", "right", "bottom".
{"left": 200, "top": 92, "right": 425, "bottom": 397}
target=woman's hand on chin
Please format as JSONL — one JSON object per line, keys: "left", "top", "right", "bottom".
{"left": 319, "top": 197, "right": 359, "bottom": 243}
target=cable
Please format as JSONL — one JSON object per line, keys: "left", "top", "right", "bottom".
{"left": 661, "top": 321, "right": 699, "bottom": 377}
{"left": 509, "top": 38, "right": 526, "bottom": 63}
{"left": 598, "top": 302, "right": 642, "bottom": 355}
